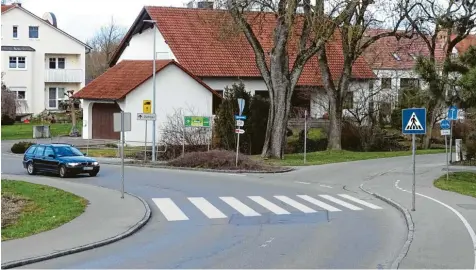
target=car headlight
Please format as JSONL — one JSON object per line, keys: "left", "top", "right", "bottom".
{"left": 67, "top": 162, "right": 80, "bottom": 166}
{"left": 92, "top": 161, "right": 99, "bottom": 166}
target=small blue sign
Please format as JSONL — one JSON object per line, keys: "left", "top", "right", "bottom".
{"left": 402, "top": 108, "right": 427, "bottom": 135}
{"left": 448, "top": 105, "right": 458, "bottom": 120}
{"left": 235, "top": 115, "right": 247, "bottom": 120}
{"left": 440, "top": 119, "right": 450, "bottom": 130}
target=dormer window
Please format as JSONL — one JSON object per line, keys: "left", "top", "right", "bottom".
{"left": 392, "top": 53, "right": 401, "bottom": 61}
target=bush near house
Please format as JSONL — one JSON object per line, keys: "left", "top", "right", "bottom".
{"left": 11, "top": 142, "right": 35, "bottom": 154}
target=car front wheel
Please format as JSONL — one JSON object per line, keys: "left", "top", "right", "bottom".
{"left": 59, "top": 165, "right": 68, "bottom": 178}
{"left": 27, "top": 162, "right": 36, "bottom": 175}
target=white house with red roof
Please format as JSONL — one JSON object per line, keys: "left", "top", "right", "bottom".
{"left": 1, "top": 3, "right": 91, "bottom": 116}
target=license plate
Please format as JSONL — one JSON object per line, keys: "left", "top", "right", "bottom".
{"left": 83, "top": 167, "right": 93, "bottom": 171}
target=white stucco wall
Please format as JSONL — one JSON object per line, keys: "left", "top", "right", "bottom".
{"left": 1, "top": 7, "right": 87, "bottom": 115}
{"left": 118, "top": 27, "right": 177, "bottom": 62}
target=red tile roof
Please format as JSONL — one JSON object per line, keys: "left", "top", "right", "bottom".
{"left": 111, "top": 7, "right": 376, "bottom": 86}
{"left": 1, "top": 5, "right": 15, "bottom": 13}
{"left": 73, "top": 59, "right": 221, "bottom": 100}
{"left": 455, "top": 34, "right": 476, "bottom": 54}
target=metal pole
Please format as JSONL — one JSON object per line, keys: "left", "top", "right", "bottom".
{"left": 445, "top": 135, "right": 449, "bottom": 181}
{"left": 121, "top": 111, "right": 125, "bottom": 199}
{"left": 304, "top": 110, "right": 307, "bottom": 164}
{"left": 449, "top": 120, "right": 453, "bottom": 163}
{"left": 144, "top": 120, "right": 147, "bottom": 163}
{"left": 152, "top": 23, "right": 157, "bottom": 162}
{"left": 182, "top": 127, "right": 185, "bottom": 157}
{"left": 236, "top": 132, "right": 240, "bottom": 167}
{"left": 411, "top": 134, "right": 416, "bottom": 211}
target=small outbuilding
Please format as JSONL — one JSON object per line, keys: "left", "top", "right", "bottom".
{"left": 73, "top": 59, "right": 220, "bottom": 143}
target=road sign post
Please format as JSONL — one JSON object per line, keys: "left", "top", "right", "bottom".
{"left": 114, "top": 111, "right": 131, "bottom": 199}
{"left": 448, "top": 105, "right": 458, "bottom": 163}
{"left": 138, "top": 113, "right": 156, "bottom": 162}
{"left": 183, "top": 116, "right": 212, "bottom": 156}
{"left": 440, "top": 119, "right": 451, "bottom": 181}
{"left": 402, "top": 108, "right": 427, "bottom": 211}
{"left": 236, "top": 98, "right": 245, "bottom": 167}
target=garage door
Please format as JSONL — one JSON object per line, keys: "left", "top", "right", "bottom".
{"left": 92, "top": 103, "right": 121, "bottom": 140}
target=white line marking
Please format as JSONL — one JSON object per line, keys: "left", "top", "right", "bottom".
{"left": 220, "top": 197, "right": 261, "bottom": 217}
{"left": 248, "top": 196, "right": 290, "bottom": 215}
{"left": 297, "top": 195, "right": 342, "bottom": 212}
{"left": 152, "top": 198, "right": 189, "bottom": 221}
{"left": 320, "top": 185, "right": 333, "bottom": 189}
{"left": 260, "top": 237, "right": 275, "bottom": 248}
{"left": 274, "top": 196, "right": 317, "bottom": 213}
{"left": 318, "top": 195, "right": 363, "bottom": 210}
{"left": 188, "top": 197, "right": 227, "bottom": 219}
{"left": 295, "top": 181, "right": 311, "bottom": 185}
{"left": 337, "top": 194, "right": 383, "bottom": 209}
{"left": 395, "top": 179, "right": 476, "bottom": 269}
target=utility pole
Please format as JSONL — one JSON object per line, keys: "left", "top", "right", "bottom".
{"left": 144, "top": 19, "right": 157, "bottom": 161}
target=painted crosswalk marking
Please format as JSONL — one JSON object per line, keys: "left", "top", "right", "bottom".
{"left": 188, "top": 197, "right": 227, "bottom": 219}
{"left": 220, "top": 196, "right": 261, "bottom": 217}
{"left": 153, "top": 198, "right": 189, "bottom": 221}
{"left": 274, "top": 196, "right": 317, "bottom": 213}
{"left": 337, "top": 194, "right": 383, "bottom": 209}
{"left": 248, "top": 196, "right": 290, "bottom": 215}
{"left": 297, "top": 195, "right": 342, "bottom": 212}
{"left": 318, "top": 195, "right": 363, "bottom": 210}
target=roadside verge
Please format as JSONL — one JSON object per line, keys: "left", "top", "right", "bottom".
{"left": 1, "top": 174, "right": 151, "bottom": 269}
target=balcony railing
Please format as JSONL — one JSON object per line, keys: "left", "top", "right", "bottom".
{"left": 45, "top": 69, "right": 83, "bottom": 83}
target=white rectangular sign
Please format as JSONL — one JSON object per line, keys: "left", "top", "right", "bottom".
{"left": 113, "top": 112, "right": 132, "bottom": 132}
{"left": 441, "top": 129, "right": 451, "bottom": 136}
{"left": 137, "top": 113, "right": 156, "bottom": 121}
{"left": 236, "top": 120, "right": 244, "bottom": 127}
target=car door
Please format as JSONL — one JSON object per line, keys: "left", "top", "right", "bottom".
{"left": 43, "top": 146, "right": 58, "bottom": 171}
{"left": 33, "top": 145, "right": 46, "bottom": 170}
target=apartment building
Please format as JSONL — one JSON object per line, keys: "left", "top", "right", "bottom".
{"left": 1, "top": 3, "right": 91, "bottom": 116}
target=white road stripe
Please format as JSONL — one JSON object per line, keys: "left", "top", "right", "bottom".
{"left": 220, "top": 197, "right": 261, "bottom": 216}
{"left": 297, "top": 195, "right": 342, "bottom": 212}
{"left": 319, "top": 195, "right": 363, "bottom": 210}
{"left": 152, "top": 198, "right": 189, "bottom": 221}
{"left": 188, "top": 197, "right": 227, "bottom": 219}
{"left": 248, "top": 196, "right": 290, "bottom": 215}
{"left": 274, "top": 196, "right": 317, "bottom": 213}
{"left": 337, "top": 194, "right": 383, "bottom": 209}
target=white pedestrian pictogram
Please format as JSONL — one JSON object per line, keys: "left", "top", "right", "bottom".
{"left": 405, "top": 112, "right": 424, "bottom": 131}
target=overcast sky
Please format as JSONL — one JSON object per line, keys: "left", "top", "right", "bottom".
{"left": 17, "top": 0, "right": 189, "bottom": 42}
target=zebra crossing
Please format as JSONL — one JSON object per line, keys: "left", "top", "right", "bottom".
{"left": 152, "top": 194, "right": 383, "bottom": 222}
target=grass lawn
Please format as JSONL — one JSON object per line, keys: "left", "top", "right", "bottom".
{"left": 1, "top": 121, "right": 82, "bottom": 140}
{"left": 434, "top": 172, "right": 476, "bottom": 198}
{"left": 262, "top": 148, "right": 446, "bottom": 166}
{"left": 1, "top": 180, "right": 88, "bottom": 241}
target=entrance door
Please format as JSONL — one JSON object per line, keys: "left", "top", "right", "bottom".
{"left": 92, "top": 103, "right": 121, "bottom": 139}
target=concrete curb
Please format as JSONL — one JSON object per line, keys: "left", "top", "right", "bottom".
{"left": 1, "top": 191, "right": 152, "bottom": 269}
{"left": 359, "top": 183, "right": 414, "bottom": 270}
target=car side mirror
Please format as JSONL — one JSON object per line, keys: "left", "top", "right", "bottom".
{"left": 48, "top": 154, "right": 55, "bottom": 158}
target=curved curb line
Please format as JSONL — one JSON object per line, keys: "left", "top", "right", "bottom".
{"left": 359, "top": 183, "right": 414, "bottom": 270}
{"left": 1, "top": 192, "right": 152, "bottom": 269}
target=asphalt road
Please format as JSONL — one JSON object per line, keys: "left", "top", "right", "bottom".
{"left": 2, "top": 153, "right": 407, "bottom": 269}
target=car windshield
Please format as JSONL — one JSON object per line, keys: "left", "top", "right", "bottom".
{"left": 53, "top": 146, "right": 84, "bottom": 157}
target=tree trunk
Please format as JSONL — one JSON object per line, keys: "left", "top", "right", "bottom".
{"left": 327, "top": 93, "right": 343, "bottom": 150}
{"left": 423, "top": 107, "right": 435, "bottom": 149}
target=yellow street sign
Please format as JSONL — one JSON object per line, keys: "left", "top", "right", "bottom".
{"left": 143, "top": 100, "right": 151, "bottom": 114}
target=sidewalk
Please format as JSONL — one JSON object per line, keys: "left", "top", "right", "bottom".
{"left": 362, "top": 163, "right": 476, "bottom": 269}
{"left": 1, "top": 174, "right": 151, "bottom": 269}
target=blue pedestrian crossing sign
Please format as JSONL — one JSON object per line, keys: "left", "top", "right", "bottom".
{"left": 440, "top": 119, "right": 450, "bottom": 130}
{"left": 402, "top": 108, "right": 427, "bottom": 135}
{"left": 448, "top": 105, "right": 458, "bottom": 120}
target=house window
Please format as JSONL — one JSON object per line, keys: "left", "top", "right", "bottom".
{"left": 9, "top": 56, "right": 26, "bottom": 69}
{"left": 381, "top": 78, "right": 392, "bottom": 89}
{"left": 12, "top": 26, "right": 18, "bottom": 38}
{"left": 343, "top": 91, "right": 354, "bottom": 110}
{"left": 400, "top": 78, "right": 420, "bottom": 90}
{"left": 48, "top": 87, "right": 66, "bottom": 109}
{"left": 10, "top": 87, "right": 26, "bottom": 100}
{"left": 49, "top": 57, "right": 65, "bottom": 69}
{"left": 29, "top": 26, "right": 39, "bottom": 38}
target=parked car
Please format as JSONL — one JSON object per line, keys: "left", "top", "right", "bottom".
{"left": 23, "top": 143, "right": 100, "bottom": 178}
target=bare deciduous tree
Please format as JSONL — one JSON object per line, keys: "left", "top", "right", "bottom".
{"left": 86, "top": 17, "right": 127, "bottom": 81}
{"left": 211, "top": 0, "right": 359, "bottom": 159}
{"left": 1, "top": 72, "right": 17, "bottom": 123}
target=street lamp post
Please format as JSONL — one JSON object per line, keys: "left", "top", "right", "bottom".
{"left": 144, "top": 19, "right": 157, "bottom": 162}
